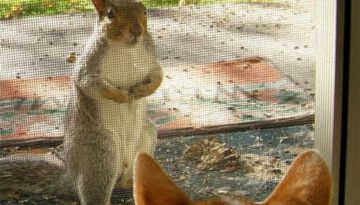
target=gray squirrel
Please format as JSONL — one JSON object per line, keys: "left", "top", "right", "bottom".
{"left": 0, "top": 0, "right": 163, "bottom": 204}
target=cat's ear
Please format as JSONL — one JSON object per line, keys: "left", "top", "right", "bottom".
{"left": 133, "top": 153, "right": 193, "bottom": 205}
{"left": 91, "top": 0, "right": 106, "bottom": 17}
{"left": 263, "top": 150, "right": 333, "bottom": 205}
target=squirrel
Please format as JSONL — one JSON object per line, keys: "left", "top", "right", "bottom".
{"left": 0, "top": 0, "right": 163, "bottom": 205}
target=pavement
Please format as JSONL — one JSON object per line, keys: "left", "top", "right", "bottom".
{"left": 0, "top": 1, "right": 316, "bottom": 91}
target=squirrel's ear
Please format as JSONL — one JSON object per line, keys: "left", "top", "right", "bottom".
{"left": 133, "top": 153, "right": 193, "bottom": 205}
{"left": 91, "top": 0, "right": 106, "bottom": 17}
{"left": 263, "top": 150, "right": 333, "bottom": 205}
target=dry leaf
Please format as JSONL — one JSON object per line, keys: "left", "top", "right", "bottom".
{"left": 184, "top": 136, "right": 250, "bottom": 173}
{"left": 66, "top": 53, "right": 77, "bottom": 63}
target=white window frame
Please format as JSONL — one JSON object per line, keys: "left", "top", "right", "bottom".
{"left": 315, "top": 0, "right": 359, "bottom": 204}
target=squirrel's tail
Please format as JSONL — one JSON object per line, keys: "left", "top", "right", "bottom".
{"left": 0, "top": 153, "right": 73, "bottom": 196}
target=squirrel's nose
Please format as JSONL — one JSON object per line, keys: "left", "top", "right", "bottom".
{"left": 130, "top": 24, "right": 142, "bottom": 37}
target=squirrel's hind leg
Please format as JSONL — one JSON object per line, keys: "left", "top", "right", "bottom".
{"left": 76, "top": 161, "right": 118, "bottom": 205}
{"left": 71, "top": 133, "right": 119, "bottom": 205}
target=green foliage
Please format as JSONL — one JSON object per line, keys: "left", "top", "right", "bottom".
{"left": 0, "top": 0, "right": 94, "bottom": 19}
{"left": 143, "top": 0, "right": 179, "bottom": 7}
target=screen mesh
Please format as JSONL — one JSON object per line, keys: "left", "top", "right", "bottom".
{"left": 0, "top": 0, "right": 316, "bottom": 204}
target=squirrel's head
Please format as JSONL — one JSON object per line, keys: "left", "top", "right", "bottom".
{"left": 92, "top": 0, "right": 147, "bottom": 45}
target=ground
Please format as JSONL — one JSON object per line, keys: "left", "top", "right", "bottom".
{"left": 0, "top": 125, "right": 314, "bottom": 204}
{"left": 0, "top": 0, "right": 316, "bottom": 90}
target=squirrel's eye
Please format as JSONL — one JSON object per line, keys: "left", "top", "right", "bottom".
{"left": 144, "top": 11, "right": 147, "bottom": 16}
{"left": 107, "top": 9, "right": 114, "bottom": 19}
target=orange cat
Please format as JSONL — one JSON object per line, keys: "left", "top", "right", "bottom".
{"left": 133, "top": 150, "right": 332, "bottom": 205}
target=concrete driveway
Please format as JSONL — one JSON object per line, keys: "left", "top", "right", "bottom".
{"left": 0, "top": 1, "right": 316, "bottom": 91}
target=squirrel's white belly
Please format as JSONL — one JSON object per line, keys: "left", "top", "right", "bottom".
{"left": 100, "top": 44, "right": 152, "bottom": 89}
{"left": 98, "top": 99, "right": 146, "bottom": 180}
{"left": 98, "top": 44, "right": 153, "bottom": 182}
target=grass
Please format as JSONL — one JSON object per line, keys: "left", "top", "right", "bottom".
{"left": 142, "top": 0, "right": 275, "bottom": 7}
{"left": 0, "top": 0, "right": 276, "bottom": 20}
{"left": 0, "top": 0, "right": 94, "bottom": 19}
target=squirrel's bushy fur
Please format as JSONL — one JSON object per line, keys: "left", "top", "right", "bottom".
{"left": 0, "top": 154, "right": 71, "bottom": 196}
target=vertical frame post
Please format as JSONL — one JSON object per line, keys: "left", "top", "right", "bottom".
{"left": 315, "top": 0, "right": 345, "bottom": 204}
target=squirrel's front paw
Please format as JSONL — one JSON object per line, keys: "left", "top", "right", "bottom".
{"left": 101, "top": 87, "right": 132, "bottom": 103}
{"left": 129, "top": 83, "right": 152, "bottom": 100}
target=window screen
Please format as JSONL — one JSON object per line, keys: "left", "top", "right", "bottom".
{"left": 0, "top": 0, "right": 316, "bottom": 204}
